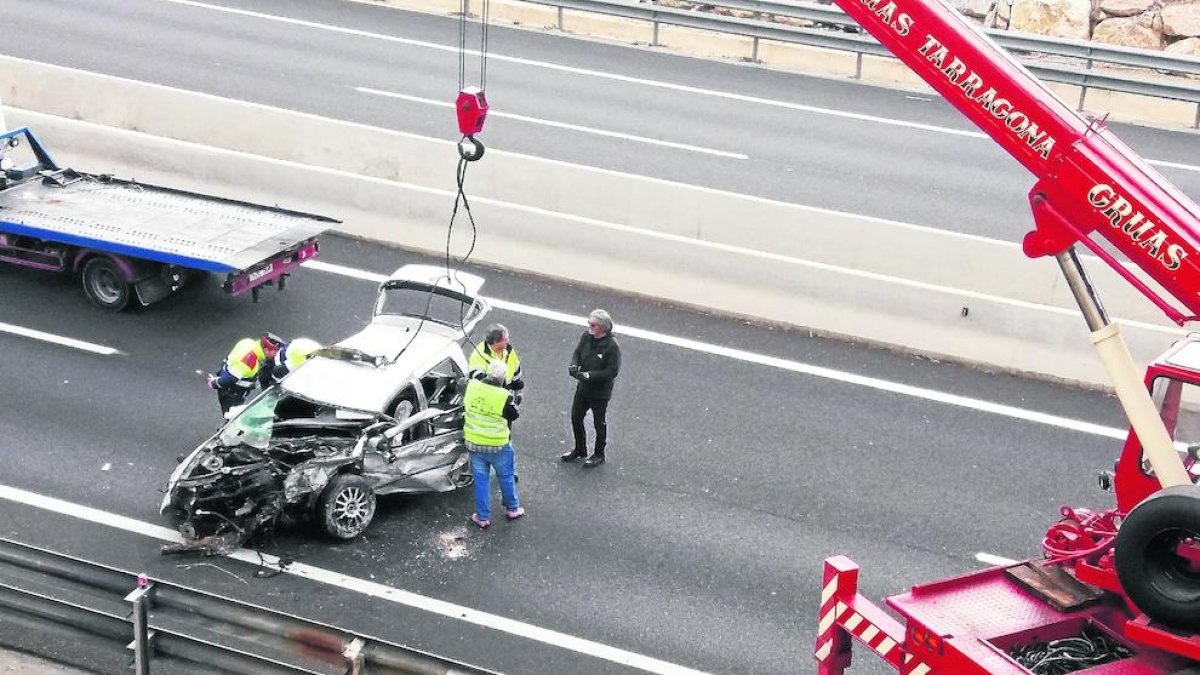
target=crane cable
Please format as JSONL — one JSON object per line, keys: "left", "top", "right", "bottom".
{"left": 442, "top": 0, "right": 490, "bottom": 346}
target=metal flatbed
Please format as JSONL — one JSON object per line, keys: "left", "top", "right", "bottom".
{"left": 0, "top": 170, "right": 332, "bottom": 273}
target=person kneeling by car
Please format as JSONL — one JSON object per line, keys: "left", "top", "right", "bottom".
{"left": 465, "top": 358, "right": 524, "bottom": 529}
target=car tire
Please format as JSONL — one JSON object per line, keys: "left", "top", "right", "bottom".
{"left": 81, "top": 257, "right": 131, "bottom": 311}
{"left": 317, "top": 474, "right": 376, "bottom": 540}
{"left": 1115, "top": 484, "right": 1200, "bottom": 630}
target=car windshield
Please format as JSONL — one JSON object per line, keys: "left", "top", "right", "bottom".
{"left": 376, "top": 285, "right": 480, "bottom": 329}
{"left": 218, "top": 389, "right": 283, "bottom": 449}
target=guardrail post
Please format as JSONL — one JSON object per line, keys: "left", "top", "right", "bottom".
{"left": 125, "top": 573, "right": 155, "bottom": 675}
{"left": 651, "top": 0, "right": 660, "bottom": 47}
{"left": 557, "top": 6, "right": 564, "bottom": 29}
{"left": 343, "top": 637, "right": 366, "bottom": 675}
{"left": 1194, "top": 103, "right": 1199, "bottom": 129}
{"left": 855, "top": 52, "right": 863, "bottom": 79}
{"left": 1077, "top": 45, "right": 1093, "bottom": 111}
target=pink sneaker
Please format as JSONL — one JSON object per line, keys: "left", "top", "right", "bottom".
{"left": 506, "top": 507, "right": 526, "bottom": 521}
{"left": 470, "top": 513, "right": 491, "bottom": 529}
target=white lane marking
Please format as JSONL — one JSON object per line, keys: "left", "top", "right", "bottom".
{"left": 976, "top": 552, "right": 1018, "bottom": 566}
{"left": 1148, "top": 158, "right": 1200, "bottom": 174}
{"left": 162, "top": 0, "right": 981, "bottom": 140}
{"left": 355, "top": 87, "right": 748, "bottom": 159}
{"left": 0, "top": 484, "right": 711, "bottom": 675}
{"left": 0, "top": 321, "right": 121, "bottom": 356}
{"left": 166, "top": 0, "right": 1200, "bottom": 170}
{"left": 305, "top": 260, "right": 1128, "bottom": 440}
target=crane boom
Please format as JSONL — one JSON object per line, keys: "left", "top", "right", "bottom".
{"left": 834, "top": 0, "right": 1200, "bottom": 324}
{"left": 812, "top": 3, "right": 1200, "bottom": 672}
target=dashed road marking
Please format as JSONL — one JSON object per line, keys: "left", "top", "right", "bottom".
{"left": 0, "top": 321, "right": 121, "bottom": 356}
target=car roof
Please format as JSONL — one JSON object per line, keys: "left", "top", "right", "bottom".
{"left": 282, "top": 324, "right": 465, "bottom": 413}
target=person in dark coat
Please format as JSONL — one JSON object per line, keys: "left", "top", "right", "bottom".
{"left": 561, "top": 309, "right": 621, "bottom": 467}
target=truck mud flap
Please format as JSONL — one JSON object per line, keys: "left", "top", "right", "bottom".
{"left": 134, "top": 275, "right": 173, "bottom": 306}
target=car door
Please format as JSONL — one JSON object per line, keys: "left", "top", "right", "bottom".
{"left": 363, "top": 366, "right": 469, "bottom": 494}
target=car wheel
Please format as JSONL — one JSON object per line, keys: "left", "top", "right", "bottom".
{"left": 1115, "top": 484, "right": 1200, "bottom": 630}
{"left": 317, "top": 474, "right": 376, "bottom": 540}
{"left": 82, "top": 257, "right": 131, "bottom": 311}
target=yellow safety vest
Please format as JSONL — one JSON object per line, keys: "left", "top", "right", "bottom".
{"left": 463, "top": 380, "right": 511, "bottom": 447}
{"left": 284, "top": 337, "right": 322, "bottom": 371}
{"left": 225, "top": 338, "right": 265, "bottom": 380}
{"left": 468, "top": 342, "right": 520, "bottom": 384}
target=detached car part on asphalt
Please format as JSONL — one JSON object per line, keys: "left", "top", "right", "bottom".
{"left": 161, "top": 265, "right": 491, "bottom": 554}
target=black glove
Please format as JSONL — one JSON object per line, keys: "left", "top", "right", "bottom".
{"left": 568, "top": 365, "right": 580, "bottom": 377}
{"left": 512, "top": 391, "right": 524, "bottom": 406}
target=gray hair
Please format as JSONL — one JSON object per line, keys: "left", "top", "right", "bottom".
{"left": 486, "top": 358, "right": 508, "bottom": 382}
{"left": 588, "top": 309, "right": 613, "bottom": 332}
{"left": 484, "top": 323, "right": 509, "bottom": 345}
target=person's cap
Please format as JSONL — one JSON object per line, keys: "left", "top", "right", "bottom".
{"left": 260, "top": 332, "right": 285, "bottom": 348}
{"left": 487, "top": 358, "right": 508, "bottom": 381}
{"left": 588, "top": 309, "right": 613, "bottom": 332}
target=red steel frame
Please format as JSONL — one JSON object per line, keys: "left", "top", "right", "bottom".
{"left": 811, "top": 0, "right": 1200, "bottom": 668}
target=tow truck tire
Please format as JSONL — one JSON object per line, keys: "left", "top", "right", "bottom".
{"left": 317, "top": 474, "right": 376, "bottom": 541}
{"left": 81, "top": 257, "right": 131, "bottom": 311}
{"left": 1115, "top": 484, "right": 1200, "bottom": 630}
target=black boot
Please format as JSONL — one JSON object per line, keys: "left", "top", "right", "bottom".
{"left": 560, "top": 449, "right": 586, "bottom": 462}
{"left": 583, "top": 453, "right": 605, "bottom": 468}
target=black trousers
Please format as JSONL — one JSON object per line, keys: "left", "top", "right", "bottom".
{"left": 216, "top": 387, "right": 251, "bottom": 415}
{"left": 571, "top": 390, "right": 609, "bottom": 456}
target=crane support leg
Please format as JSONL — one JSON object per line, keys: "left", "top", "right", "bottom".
{"left": 815, "top": 557, "right": 937, "bottom": 674}
{"left": 1055, "top": 248, "right": 1190, "bottom": 489}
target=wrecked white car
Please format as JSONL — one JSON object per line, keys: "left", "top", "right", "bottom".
{"left": 161, "top": 265, "right": 490, "bottom": 554}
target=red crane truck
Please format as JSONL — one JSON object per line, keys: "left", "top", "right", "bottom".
{"left": 0, "top": 126, "right": 337, "bottom": 311}
{"left": 810, "top": 0, "right": 1200, "bottom": 673}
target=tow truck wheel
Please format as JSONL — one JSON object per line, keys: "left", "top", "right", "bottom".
{"left": 317, "top": 474, "right": 376, "bottom": 540}
{"left": 1115, "top": 484, "right": 1200, "bottom": 630}
{"left": 81, "top": 257, "right": 131, "bottom": 311}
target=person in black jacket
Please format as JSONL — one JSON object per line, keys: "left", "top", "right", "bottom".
{"left": 561, "top": 309, "right": 621, "bottom": 467}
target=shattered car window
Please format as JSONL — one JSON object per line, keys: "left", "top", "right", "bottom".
{"left": 219, "top": 389, "right": 283, "bottom": 449}
{"left": 377, "top": 285, "right": 479, "bottom": 329}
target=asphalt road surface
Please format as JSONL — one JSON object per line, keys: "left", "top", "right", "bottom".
{"left": 1, "top": 235, "right": 1130, "bottom": 674}
{"left": 0, "top": 0, "right": 1172, "bottom": 672}
{"left": 3, "top": 0, "right": 1200, "bottom": 243}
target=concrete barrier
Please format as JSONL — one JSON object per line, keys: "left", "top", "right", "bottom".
{"left": 0, "top": 55, "right": 1185, "bottom": 387}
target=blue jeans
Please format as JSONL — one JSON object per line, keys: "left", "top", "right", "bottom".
{"left": 470, "top": 443, "right": 519, "bottom": 521}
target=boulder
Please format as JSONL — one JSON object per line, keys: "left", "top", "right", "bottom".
{"left": 1165, "top": 34, "right": 1200, "bottom": 52}
{"left": 1162, "top": 0, "right": 1200, "bottom": 35}
{"left": 1092, "top": 15, "right": 1166, "bottom": 46}
{"left": 1100, "top": 0, "right": 1155, "bottom": 16}
{"left": 951, "top": 0, "right": 996, "bottom": 18}
{"left": 1011, "top": 0, "right": 1093, "bottom": 38}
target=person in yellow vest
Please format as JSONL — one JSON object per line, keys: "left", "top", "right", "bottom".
{"left": 270, "top": 337, "right": 322, "bottom": 384}
{"left": 468, "top": 324, "right": 524, "bottom": 402}
{"left": 464, "top": 359, "right": 524, "bottom": 529}
{"left": 206, "top": 333, "right": 284, "bottom": 415}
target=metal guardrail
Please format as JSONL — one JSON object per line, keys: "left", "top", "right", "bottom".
{"left": 493, "top": 0, "right": 1200, "bottom": 125}
{"left": 0, "top": 538, "right": 495, "bottom": 675}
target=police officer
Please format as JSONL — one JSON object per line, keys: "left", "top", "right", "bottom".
{"left": 468, "top": 324, "right": 524, "bottom": 401}
{"left": 270, "top": 337, "right": 322, "bottom": 384}
{"left": 464, "top": 359, "right": 524, "bottom": 529}
{"left": 207, "top": 333, "right": 284, "bottom": 415}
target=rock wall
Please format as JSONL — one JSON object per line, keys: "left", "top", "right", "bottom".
{"left": 948, "top": 0, "right": 1200, "bottom": 52}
